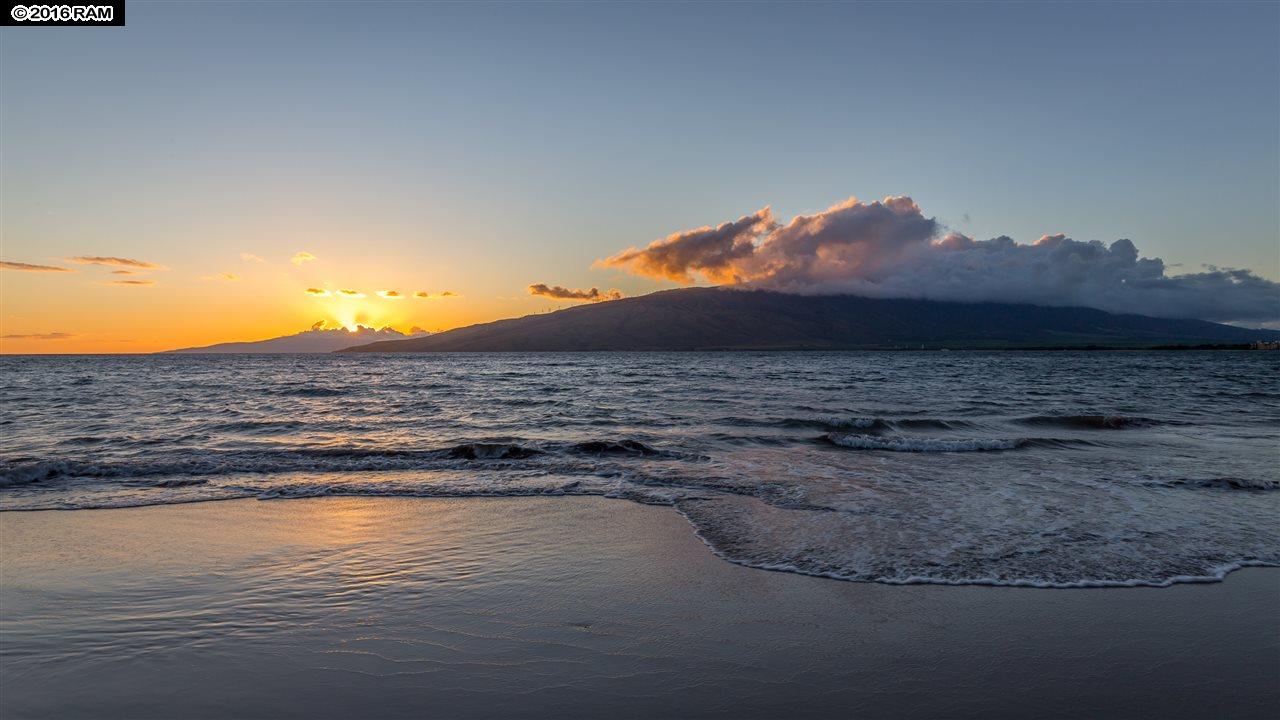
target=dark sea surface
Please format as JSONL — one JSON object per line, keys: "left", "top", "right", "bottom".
{"left": 2, "top": 351, "right": 1277, "bottom": 587}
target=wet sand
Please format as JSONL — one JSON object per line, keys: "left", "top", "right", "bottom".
{"left": 2, "top": 496, "right": 1277, "bottom": 719}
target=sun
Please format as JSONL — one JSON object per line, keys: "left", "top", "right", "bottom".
{"left": 330, "top": 301, "right": 386, "bottom": 331}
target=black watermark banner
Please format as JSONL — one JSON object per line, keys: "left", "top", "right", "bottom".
{"left": 3, "top": 1, "right": 124, "bottom": 25}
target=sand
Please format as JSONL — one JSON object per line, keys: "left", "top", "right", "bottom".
{"left": 2, "top": 496, "right": 1277, "bottom": 719}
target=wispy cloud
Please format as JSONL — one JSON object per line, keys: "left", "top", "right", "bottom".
{"left": 214, "top": 273, "right": 239, "bottom": 281}
{"left": 336, "top": 289, "right": 365, "bottom": 298}
{"left": 1, "top": 332, "right": 75, "bottom": 340}
{"left": 108, "top": 279, "right": 156, "bottom": 287}
{"left": 1, "top": 261, "right": 73, "bottom": 272}
{"left": 528, "top": 284, "right": 623, "bottom": 302}
{"left": 111, "top": 270, "right": 135, "bottom": 275}
{"left": 241, "top": 253, "right": 266, "bottom": 263}
{"left": 599, "top": 194, "right": 1280, "bottom": 323}
{"left": 377, "top": 290, "right": 403, "bottom": 299}
{"left": 304, "top": 287, "right": 331, "bottom": 297}
{"left": 413, "top": 290, "right": 459, "bottom": 300}
{"left": 292, "top": 252, "right": 317, "bottom": 266}
{"left": 69, "top": 256, "right": 164, "bottom": 269}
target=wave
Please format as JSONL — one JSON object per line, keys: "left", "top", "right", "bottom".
{"left": 1016, "top": 414, "right": 1163, "bottom": 430}
{"left": 823, "top": 433, "right": 1024, "bottom": 453}
{"left": 1158, "top": 477, "right": 1279, "bottom": 491}
{"left": 569, "top": 439, "right": 662, "bottom": 456}
{"left": 272, "top": 385, "right": 348, "bottom": 398}
{"left": 724, "top": 416, "right": 976, "bottom": 432}
{"left": 0, "top": 437, "right": 682, "bottom": 486}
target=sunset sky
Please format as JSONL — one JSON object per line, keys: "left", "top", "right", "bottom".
{"left": 2, "top": 2, "right": 1277, "bottom": 353}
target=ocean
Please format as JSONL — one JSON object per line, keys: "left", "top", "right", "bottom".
{"left": 2, "top": 351, "right": 1277, "bottom": 588}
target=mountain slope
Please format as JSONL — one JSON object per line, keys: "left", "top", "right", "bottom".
{"left": 343, "top": 288, "right": 1274, "bottom": 353}
{"left": 167, "top": 326, "right": 425, "bottom": 354}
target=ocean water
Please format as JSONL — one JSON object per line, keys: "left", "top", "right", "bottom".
{"left": 2, "top": 351, "right": 1277, "bottom": 587}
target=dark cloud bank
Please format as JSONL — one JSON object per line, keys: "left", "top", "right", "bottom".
{"left": 599, "top": 196, "right": 1279, "bottom": 324}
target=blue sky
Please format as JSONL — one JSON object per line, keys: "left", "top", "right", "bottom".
{"left": 2, "top": 2, "right": 1277, "bottom": 349}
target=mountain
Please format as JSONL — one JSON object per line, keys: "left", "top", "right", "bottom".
{"left": 167, "top": 325, "right": 428, "bottom": 354}
{"left": 342, "top": 288, "right": 1274, "bottom": 353}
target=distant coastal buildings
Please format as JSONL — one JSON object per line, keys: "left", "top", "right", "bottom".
{"left": 1250, "top": 340, "right": 1280, "bottom": 350}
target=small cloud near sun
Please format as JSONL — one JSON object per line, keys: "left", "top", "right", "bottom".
{"left": 414, "top": 290, "right": 459, "bottom": 300}
{"left": 304, "top": 287, "right": 331, "bottom": 297}
{"left": 336, "top": 289, "right": 365, "bottom": 298}
{"left": 292, "top": 252, "right": 317, "bottom": 266}
{"left": 216, "top": 273, "right": 239, "bottom": 281}
{"left": 108, "top": 279, "right": 156, "bottom": 287}
{"left": 1, "top": 261, "right": 74, "bottom": 273}
{"left": 377, "top": 290, "right": 403, "bottom": 299}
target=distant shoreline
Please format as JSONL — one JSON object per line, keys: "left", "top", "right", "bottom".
{"left": 2, "top": 343, "right": 1279, "bottom": 357}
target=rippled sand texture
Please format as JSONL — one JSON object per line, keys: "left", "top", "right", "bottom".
{"left": 2, "top": 351, "right": 1277, "bottom": 585}
{"left": 2, "top": 498, "right": 1278, "bottom": 719}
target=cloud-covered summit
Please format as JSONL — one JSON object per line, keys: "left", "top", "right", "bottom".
{"left": 598, "top": 196, "right": 1279, "bottom": 323}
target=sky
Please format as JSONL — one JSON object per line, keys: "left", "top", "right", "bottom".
{"left": 2, "top": 1, "right": 1277, "bottom": 353}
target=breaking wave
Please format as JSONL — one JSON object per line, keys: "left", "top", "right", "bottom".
{"left": 823, "top": 433, "right": 1024, "bottom": 452}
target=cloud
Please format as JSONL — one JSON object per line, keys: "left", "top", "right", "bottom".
{"left": 68, "top": 256, "right": 163, "bottom": 269}
{"left": 598, "top": 208, "right": 777, "bottom": 283}
{"left": 292, "top": 252, "right": 317, "bottom": 266}
{"left": 304, "top": 287, "right": 331, "bottom": 297}
{"left": 1, "top": 261, "right": 73, "bottom": 272}
{"left": 108, "top": 280, "right": 156, "bottom": 287}
{"left": 1, "top": 332, "right": 74, "bottom": 340}
{"left": 597, "top": 195, "right": 1280, "bottom": 323}
{"left": 204, "top": 273, "right": 239, "bottom": 281}
{"left": 336, "top": 289, "right": 365, "bottom": 298}
{"left": 111, "top": 270, "right": 135, "bottom": 275}
{"left": 241, "top": 253, "right": 266, "bottom": 263}
{"left": 528, "top": 283, "right": 623, "bottom": 302}
{"left": 409, "top": 326, "right": 431, "bottom": 335}
{"left": 310, "top": 320, "right": 327, "bottom": 330}
{"left": 377, "top": 290, "right": 403, "bottom": 299}
{"left": 414, "top": 290, "right": 459, "bottom": 299}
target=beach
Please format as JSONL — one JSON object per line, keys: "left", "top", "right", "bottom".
{"left": 3, "top": 496, "right": 1276, "bottom": 719}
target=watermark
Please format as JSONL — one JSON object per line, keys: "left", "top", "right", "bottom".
{"left": 4, "top": 1, "right": 124, "bottom": 26}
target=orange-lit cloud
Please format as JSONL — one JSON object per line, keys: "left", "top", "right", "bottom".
{"left": 413, "top": 290, "right": 459, "bottom": 299}
{"left": 213, "top": 273, "right": 239, "bottom": 281}
{"left": 292, "top": 251, "right": 317, "bottom": 266}
{"left": 598, "top": 207, "right": 777, "bottom": 283}
{"left": 304, "top": 287, "right": 331, "bottom": 297}
{"left": 377, "top": 290, "right": 403, "bottom": 299}
{"left": 1, "top": 261, "right": 73, "bottom": 272}
{"left": 528, "top": 283, "right": 622, "bottom": 302}
{"left": 69, "top": 256, "right": 164, "bottom": 269}
{"left": 336, "top": 289, "right": 365, "bottom": 298}
{"left": 108, "top": 279, "right": 156, "bottom": 287}
{"left": 111, "top": 270, "right": 135, "bottom": 275}
{"left": 1, "top": 332, "right": 75, "bottom": 340}
{"left": 241, "top": 253, "right": 266, "bottom": 263}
